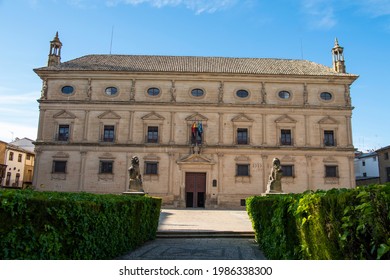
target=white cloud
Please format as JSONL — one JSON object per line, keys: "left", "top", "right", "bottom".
{"left": 107, "top": 0, "right": 237, "bottom": 14}
{"left": 356, "top": 0, "right": 390, "bottom": 17}
{"left": 0, "top": 90, "right": 39, "bottom": 105}
{"left": 301, "top": 0, "right": 337, "bottom": 29}
{"left": 0, "top": 88, "right": 39, "bottom": 142}
{"left": 300, "top": 0, "right": 390, "bottom": 30}
{"left": 0, "top": 121, "right": 38, "bottom": 143}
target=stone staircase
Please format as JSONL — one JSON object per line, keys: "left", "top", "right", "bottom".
{"left": 157, "top": 230, "right": 255, "bottom": 238}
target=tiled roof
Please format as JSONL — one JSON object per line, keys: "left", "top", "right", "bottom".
{"left": 35, "top": 54, "right": 358, "bottom": 77}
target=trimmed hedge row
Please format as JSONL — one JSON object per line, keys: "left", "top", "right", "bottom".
{"left": 246, "top": 184, "right": 390, "bottom": 260}
{"left": 0, "top": 190, "right": 161, "bottom": 259}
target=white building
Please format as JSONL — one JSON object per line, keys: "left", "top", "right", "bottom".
{"left": 354, "top": 151, "right": 380, "bottom": 185}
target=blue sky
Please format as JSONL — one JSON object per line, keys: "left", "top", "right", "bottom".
{"left": 0, "top": 0, "right": 389, "bottom": 151}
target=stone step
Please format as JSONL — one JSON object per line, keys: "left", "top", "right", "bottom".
{"left": 157, "top": 231, "right": 255, "bottom": 238}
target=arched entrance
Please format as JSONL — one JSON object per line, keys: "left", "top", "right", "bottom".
{"left": 185, "top": 172, "right": 206, "bottom": 208}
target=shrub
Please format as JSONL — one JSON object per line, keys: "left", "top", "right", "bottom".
{"left": 0, "top": 190, "right": 161, "bottom": 259}
{"left": 247, "top": 184, "right": 390, "bottom": 260}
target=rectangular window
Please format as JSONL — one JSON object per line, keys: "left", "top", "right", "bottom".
{"left": 324, "top": 130, "right": 335, "bottom": 146}
{"left": 280, "top": 129, "right": 292, "bottom": 145}
{"left": 385, "top": 152, "right": 389, "bottom": 160}
{"left": 325, "top": 165, "right": 338, "bottom": 178}
{"left": 15, "top": 173, "right": 20, "bottom": 187}
{"left": 18, "top": 154, "right": 23, "bottom": 162}
{"left": 99, "top": 161, "right": 113, "bottom": 174}
{"left": 145, "top": 162, "right": 158, "bottom": 175}
{"left": 6, "top": 172, "right": 11, "bottom": 186}
{"left": 362, "top": 161, "right": 365, "bottom": 166}
{"left": 237, "top": 128, "right": 248, "bottom": 145}
{"left": 103, "top": 125, "right": 115, "bottom": 142}
{"left": 236, "top": 164, "right": 250, "bottom": 176}
{"left": 27, "top": 170, "right": 33, "bottom": 181}
{"left": 386, "top": 167, "right": 390, "bottom": 182}
{"left": 147, "top": 126, "right": 159, "bottom": 143}
{"left": 363, "top": 172, "right": 367, "bottom": 177}
{"left": 52, "top": 161, "right": 67, "bottom": 173}
{"left": 58, "top": 124, "right": 70, "bottom": 141}
{"left": 26, "top": 155, "right": 31, "bottom": 160}
{"left": 9, "top": 152, "right": 14, "bottom": 161}
{"left": 281, "top": 165, "right": 294, "bottom": 177}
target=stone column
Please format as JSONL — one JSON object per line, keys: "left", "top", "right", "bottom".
{"left": 125, "top": 154, "right": 131, "bottom": 192}
{"left": 83, "top": 110, "right": 89, "bottom": 141}
{"left": 345, "top": 115, "right": 353, "bottom": 147}
{"left": 128, "top": 111, "right": 134, "bottom": 143}
{"left": 305, "top": 115, "right": 310, "bottom": 147}
{"left": 217, "top": 153, "right": 224, "bottom": 193}
{"left": 305, "top": 155, "right": 313, "bottom": 190}
{"left": 32, "top": 147, "right": 42, "bottom": 187}
{"left": 262, "top": 114, "right": 267, "bottom": 145}
{"left": 261, "top": 155, "right": 268, "bottom": 193}
{"left": 218, "top": 113, "right": 224, "bottom": 145}
{"left": 348, "top": 155, "right": 355, "bottom": 188}
{"left": 169, "top": 112, "right": 175, "bottom": 144}
{"left": 168, "top": 152, "right": 175, "bottom": 194}
{"left": 78, "top": 151, "right": 87, "bottom": 191}
{"left": 36, "top": 108, "right": 46, "bottom": 141}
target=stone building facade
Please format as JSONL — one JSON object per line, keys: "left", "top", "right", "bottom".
{"left": 354, "top": 151, "right": 380, "bottom": 186}
{"left": 1, "top": 143, "right": 34, "bottom": 188}
{"left": 376, "top": 146, "right": 390, "bottom": 184}
{"left": 0, "top": 141, "right": 7, "bottom": 186}
{"left": 33, "top": 34, "right": 358, "bottom": 208}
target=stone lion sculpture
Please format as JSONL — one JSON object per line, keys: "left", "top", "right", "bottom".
{"left": 266, "top": 158, "right": 283, "bottom": 193}
{"left": 128, "top": 156, "right": 143, "bottom": 192}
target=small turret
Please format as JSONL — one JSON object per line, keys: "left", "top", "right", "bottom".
{"left": 332, "top": 38, "right": 346, "bottom": 73}
{"left": 47, "top": 32, "right": 62, "bottom": 66}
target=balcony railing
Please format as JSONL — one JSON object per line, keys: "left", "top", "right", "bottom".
{"left": 55, "top": 134, "right": 69, "bottom": 142}
{"left": 280, "top": 138, "right": 293, "bottom": 146}
{"left": 324, "top": 139, "right": 337, "bottom": 147}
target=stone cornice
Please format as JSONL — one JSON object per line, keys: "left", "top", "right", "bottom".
{"left": 32, "top": 141, "right": 356, "bottom": 153}
{"left": 37, "top": 99, "right": 354, "bottom": 111}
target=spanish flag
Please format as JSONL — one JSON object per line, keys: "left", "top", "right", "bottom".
{"left": 192, "top": 122, "right": 197, "bottom": 138}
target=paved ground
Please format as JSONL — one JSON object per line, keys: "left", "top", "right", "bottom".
{"left": 118, "top": 209, "right": 266, "bottom": 260}
{"left": 158, "top": 209, "right": 254, "bottom": 233}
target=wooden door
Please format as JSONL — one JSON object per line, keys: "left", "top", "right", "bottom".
{"left": 185, "top": 172, "right": 206, "bottom": 208}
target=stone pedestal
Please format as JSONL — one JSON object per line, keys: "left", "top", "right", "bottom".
{"left": 122, "top": 191, "right": 145, "bottom": 196}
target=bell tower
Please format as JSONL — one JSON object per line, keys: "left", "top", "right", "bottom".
{"left": 332, "top": 38, "right": 346, "bottom": 73}
{"left": 47, "top": 32, "right": 62, "bottom": 67}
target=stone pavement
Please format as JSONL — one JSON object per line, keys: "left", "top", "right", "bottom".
{"left": 118, "top": 209, "right": 266, "bottom": 260}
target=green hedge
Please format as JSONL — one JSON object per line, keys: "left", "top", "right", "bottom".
{"left": 0, "top": 190, "right": 161, "bottom": 259}
{"left": 247, "top": 184, "right": 390, "bottom": 260}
